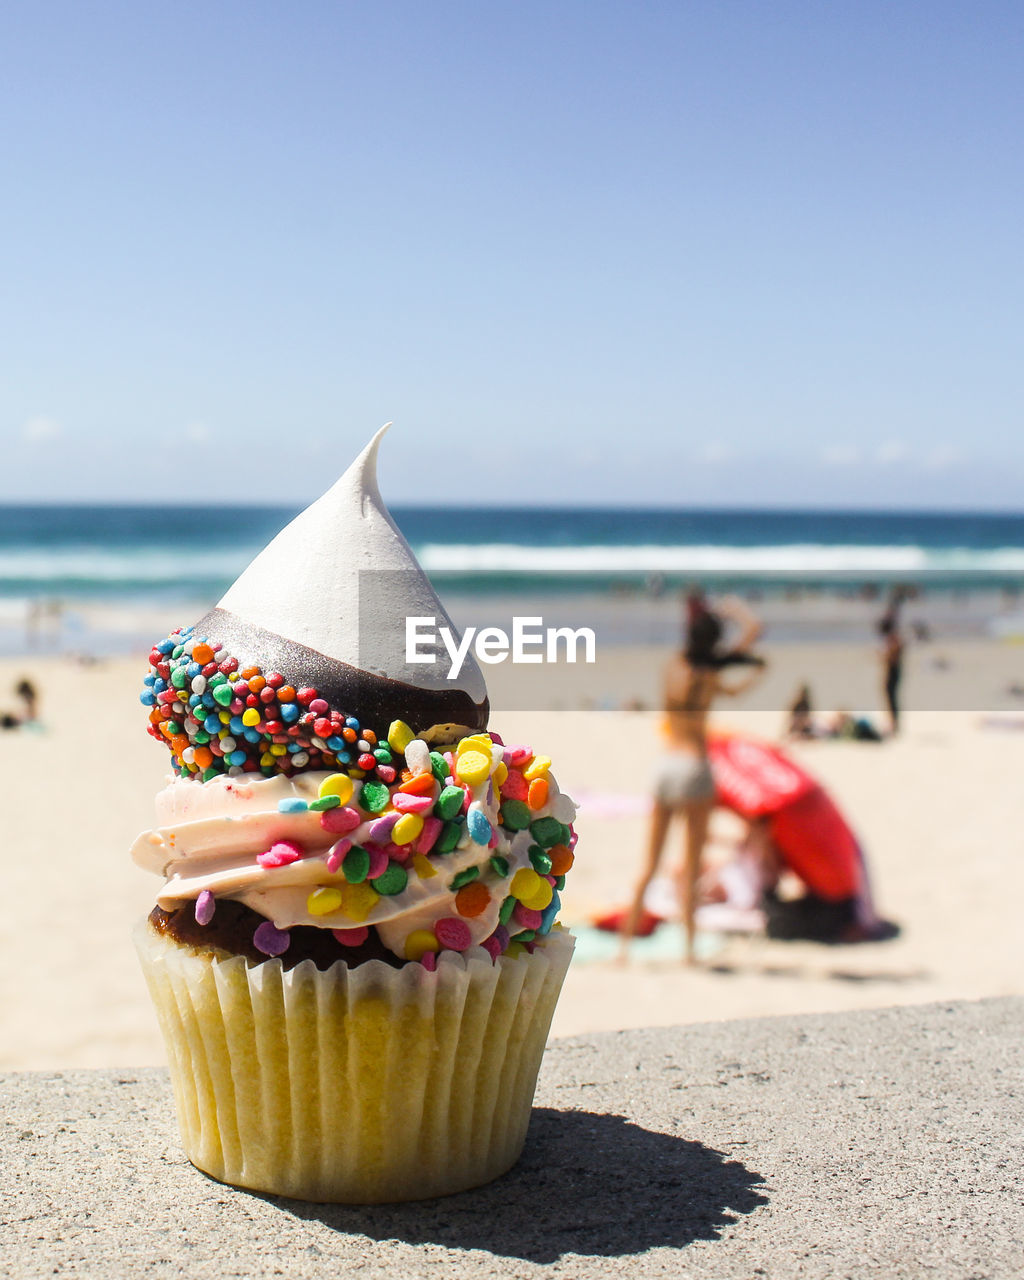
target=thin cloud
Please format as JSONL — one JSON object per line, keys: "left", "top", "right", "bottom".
{"left": 923, "top": 443, "right": 963, "bottom": 470}
{"left": 21, "top": 415, "right": 62, "bottom": 443}
{"left": 184, "top": 421, "right": 210, "bottom": 443}
{"left": 820, "top": 443, "right": 861, "bottom": 466}
{"left": 875, "top": 439, "right": 910, "bottom": 465}
{"left": 696, "top": 442, "right": 737, "bottom": 464}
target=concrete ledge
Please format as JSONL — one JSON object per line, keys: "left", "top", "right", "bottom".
{"left": 3, "top": 998, "right": 1021, "bottom": 1278}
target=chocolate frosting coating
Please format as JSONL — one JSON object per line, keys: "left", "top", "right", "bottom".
{"left": 150, "top": 902, "right": 404, "bottom": 971}
{"left": 194, "top": 607, "right": 489, "bottom": 738}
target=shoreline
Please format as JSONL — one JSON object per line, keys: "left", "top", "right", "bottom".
{"left": 2, "top": 579, "right": 1024, "bottom": 651}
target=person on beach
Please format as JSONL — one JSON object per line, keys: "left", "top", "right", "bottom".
{"left": 785, "top": 683, "right": 814, "bottom": 739}
{"left": 878, "top": 592, "right": 906, "bottom": 736}
{"left": 1, "top": 677, "right": 40, "bottom": 730}
{"left": 784, "top": 693, "right": 884, "bottom": 742}
{"left": 620, "top": 593, "right": 766, "bottom": 965}
{"left": 705, "top": 733, "right": 889, "bottom": 943}
{"left": 16, "top": 678, "right": 39, "bottom": 723}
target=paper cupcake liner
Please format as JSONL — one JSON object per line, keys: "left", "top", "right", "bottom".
{"left": 134, "top": 921, "right": 574, "bottom": 1203}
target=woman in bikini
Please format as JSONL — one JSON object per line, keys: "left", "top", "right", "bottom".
{"left": 620, "top": 594, "right": 766, "bottom": 964}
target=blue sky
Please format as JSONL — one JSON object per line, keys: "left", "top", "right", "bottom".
{"left": 1, "top": 1, "right": 1021, "bottom": 508}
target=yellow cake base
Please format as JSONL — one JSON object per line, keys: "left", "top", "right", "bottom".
{"left": 134, "top": 922, "right": 574, "bottom": 1202}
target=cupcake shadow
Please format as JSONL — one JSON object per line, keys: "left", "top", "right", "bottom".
{"left": 270, "top": 1109, "right": 768, "bottom": 1262}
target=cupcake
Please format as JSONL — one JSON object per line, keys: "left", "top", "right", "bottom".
{"left": 132, "top": 427, "right": 578, "bottom": 1203}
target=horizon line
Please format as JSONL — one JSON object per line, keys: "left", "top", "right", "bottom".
{"left": 0, "top": 498, "right": 1023, "bottom": 519}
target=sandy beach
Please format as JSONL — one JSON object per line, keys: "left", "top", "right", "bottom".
{"left": 1, "top": 635, "right": 1022, "bottom": 1071}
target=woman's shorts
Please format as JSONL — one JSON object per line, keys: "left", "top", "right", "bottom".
{"left": 652, "top": 753, "right": 716, "bottom": 806}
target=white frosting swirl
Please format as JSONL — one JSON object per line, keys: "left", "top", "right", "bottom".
{"left": 131, "top": 760, "right": 576, "bottom": 956}
{"left": 215, "top": 424, "right": 487, "bottom": 703}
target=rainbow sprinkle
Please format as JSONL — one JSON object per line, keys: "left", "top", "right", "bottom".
{"left": 140, "top": 625, "right": 394, "bottom": 783}
{"left": 142, "top": 628, "right": 577, "bottom": 962}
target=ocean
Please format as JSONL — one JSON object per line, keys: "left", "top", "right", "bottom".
{"left": 3, "top": 504, "right": 1024, "bottom": 598}
{"left": 2, "top": 504, "right": 1023, "bottom": 655}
